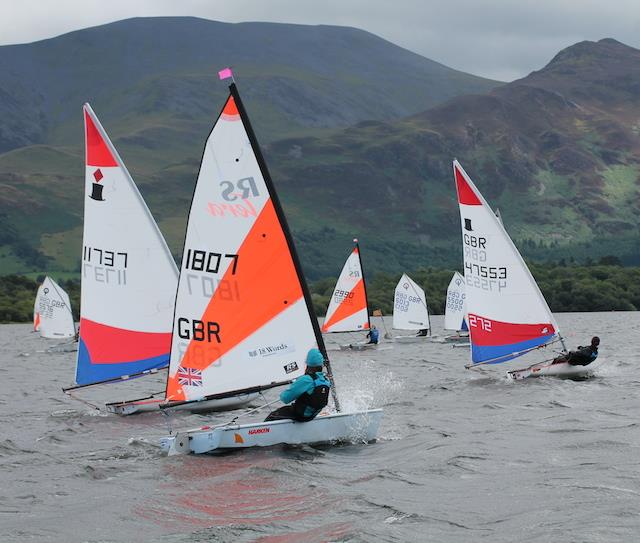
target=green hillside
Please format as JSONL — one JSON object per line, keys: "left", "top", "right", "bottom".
{"left": 0, "top": 23, "right": 639, "bottom": 280}
{"left": 0, "top": 17, "right": 501, "bottom": 277}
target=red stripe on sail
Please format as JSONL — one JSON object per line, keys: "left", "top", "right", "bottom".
{"left": 321, "top": 278, "right": 367, "bottom": 332}
{"left": 84, "top": 108, "right": 117, "bottom": 167}
{"left": 79, "top": 318, "right": 171, "bottom": 363}
{"left": 166, "top": 199, "right": 303, "bottom": 401}
{"left": 454, "top": 163, "right": 481, "bottom": 206}
{"left": 468, "top": 314, "right": 555, "bottom": 346}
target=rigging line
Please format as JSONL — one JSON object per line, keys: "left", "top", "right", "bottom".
{"left": 224, "top": 397, "right": 281, "bottom": 427}
{"left": 160, "top": 408, "right": 174, "bottom": 435}
{"left": 65, "top": 390, "right": 101, "bottom": 412}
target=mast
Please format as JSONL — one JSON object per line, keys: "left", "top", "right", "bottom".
{"left": 229, "top": 83, "right": 342, "bottom": 412}
{"left": 354, "top": 239, "right": 372, "bottom": 331}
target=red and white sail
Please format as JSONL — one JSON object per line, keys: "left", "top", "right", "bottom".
{"left": 165, "top": 88, "right": 323, "bottom": 404}
{"left": 35, "top": 276, "right": 75, "bottom": 338}
{"left": 393, "top": 274, "right": 429, "bottom": 331}
{"left": 444, "top": 271, "right": 468, "bottom": 332}
{"left": 454, "top": 160, "right": 560, "bottom": 365}
{"left": 76, "top": 104, "right": 178, "bottom": 386}
{"left": 321, "top": 242, "right": 370, "bottom": 333}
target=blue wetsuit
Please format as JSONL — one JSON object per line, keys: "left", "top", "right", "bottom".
{"left": 265, "top": 371, "right": 331, "bottom": 421}
{"left": 366, "top": 328, "right": 379, "bottom": 344}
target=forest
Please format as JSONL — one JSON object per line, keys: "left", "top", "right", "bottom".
{"left": 3, "top": 257, "right": 639, "bottom": 323}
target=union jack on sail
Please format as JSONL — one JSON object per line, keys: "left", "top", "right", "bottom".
{"left": 177, "top": 366, "right": 203, "bottom": 387}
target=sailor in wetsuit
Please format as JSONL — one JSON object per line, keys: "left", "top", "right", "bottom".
{"left": 366, "top": 325, "right": 380, "bottom": 344}
{"left": 264, "top": 348, "right": 331, "bottom": 422}
{"left": 552, "top": 336, "right": 600, "bottom": 366}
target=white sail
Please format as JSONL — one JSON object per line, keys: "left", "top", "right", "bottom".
{"left": 454, "top": 160, "right": 560, "bottom": 365}
{"left": 165, "top": 89, "right": 324, "bottom": 405}
{"left": 35, "top": 277, "right": 75, "bottom": 339}
{"left": 321, "top": 242, "right": 370, "bottom": 333}
{"left": 444, "top": 271, "right": 467, "bottom": 332}
{"left": 76, "top": 104, "right": 179, "bottom": 386}
{"left": 392, "top": 274, "right": 429, "bottom": 331}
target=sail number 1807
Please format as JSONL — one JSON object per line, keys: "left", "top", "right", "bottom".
{"left": 185, "top": 249, "right": 238, "bottom": 275}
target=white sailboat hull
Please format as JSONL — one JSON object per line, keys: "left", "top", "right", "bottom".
{"left": 507, "top": 359, "right": 604, "bottom": 380}
{"left": 393, "top": 335, "right": 433, "bottom": 344}
{"left": 160, "top": 408, "right": 383, "bottom": 455}
{"left": 339, "top": 342, "right": 378, "bottom": 351}
{"left": 442, "top": 334, "right": 469, "bottom": 344}
{"left": 106, "top": 393, "right": 258, "bottom": 416}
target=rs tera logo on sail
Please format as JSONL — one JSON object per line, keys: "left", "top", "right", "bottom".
{"left": 207, "top": 177, "right": 261, "bottom": 218}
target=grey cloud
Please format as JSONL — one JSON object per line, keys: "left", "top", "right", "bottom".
{"left": 1, "top": 0, "right": 639, "bottom": 80}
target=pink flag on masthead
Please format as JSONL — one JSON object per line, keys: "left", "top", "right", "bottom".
{"left": 218, "top": 67, "right": 233, "bottom": 80}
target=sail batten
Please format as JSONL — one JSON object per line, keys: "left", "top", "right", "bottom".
{"left": 76, "top": 104, "right": 178, "bottom": 386}
{"left": 164, "top": 84, "right": 339, "bottom": 410}
{"left": 454, "top": 160, "right": 559, "bottom": 366}
{"left": 393, "top": 274, "right": 429, "bottom": 331}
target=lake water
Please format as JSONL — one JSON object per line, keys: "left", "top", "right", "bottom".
{"left": 1, "top": 313, "right": 638, "bottom": 542}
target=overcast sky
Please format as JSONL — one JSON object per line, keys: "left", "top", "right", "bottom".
{"left": 1, "top": 0, "right": 639, "bottom": 81}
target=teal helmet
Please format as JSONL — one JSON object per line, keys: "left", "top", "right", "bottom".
{"left": 306, "top": 348, "right": 325, "bottom": 368}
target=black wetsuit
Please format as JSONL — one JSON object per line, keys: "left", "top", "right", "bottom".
{"left": 566, "top": 345, "right": 598, "bottom": 366}
{"left": 554, "top": 345, "right": 599, "bottom": 366}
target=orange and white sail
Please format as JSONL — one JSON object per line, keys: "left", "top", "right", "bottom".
{"left": 164, "top": 86, "right": 329, "bottom": 405}
{"left": 321, "top": 241, "right": 370, "bottom": 333}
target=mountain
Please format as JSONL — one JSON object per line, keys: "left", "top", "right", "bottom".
{"left": 0, "top": 16, "right": 499, "bottom": 153}
{"left": 0, "top": 16, "right": 501, "bottom": 275}
{"left": 2, "top": 29, "right": 638, "bottom": 281}
{"left": 264, "top": 38, "right": 640, "bottom": 275}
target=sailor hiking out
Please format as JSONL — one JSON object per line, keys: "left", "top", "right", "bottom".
{"left": 265, "top": 348, "right": 331, "bottom": 422}
{"left": 552, "top": 336, "right": 600, "bottom": 366}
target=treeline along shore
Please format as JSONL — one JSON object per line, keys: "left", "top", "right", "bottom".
{"left": 3, "top": 257, "right": 639, "bottom": 323}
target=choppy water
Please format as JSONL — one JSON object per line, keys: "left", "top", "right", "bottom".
{"left": 1, "top": 313, "right": 639, "bottom": 542}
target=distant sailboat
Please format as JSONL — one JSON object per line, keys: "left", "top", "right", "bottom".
{"left": 33, "top": 277, "right": 75, "bottom": 339}
{"left": 160, "top": 80, "right": 381, "bottom": 454}
{"left": 63, "top": 104, "right": 179, "bottom": 405}
{"left": 454, "top": 161, "right": 599, "bottom": 378}
{"left": 321, "top": 240, "right": 374, "bottom": 350}
{"left": 442, "top": 271, "right": 469, "bottom": 344}
{"left": 392, "top": 273, "right": 431, "bottom": 343}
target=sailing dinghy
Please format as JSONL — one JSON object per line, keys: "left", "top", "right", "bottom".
{"left": 70, "top": 105, "right": 256, "bottom": 415}
{"left": 159, "top": 81, "right": 382, "bottom": 454}
{"left": 454, "top": 160, "right": 600, "bottom": 379}
{"left": 33, "top": 276, "right": 76, "bottom": 339}
{"left": 443, "top": 272, "right": 469, "bottom": 344}
{"left": 392, "top": 273, "right": 432, "bottom": 343}
{"left": 62, "top": 105, "right": 176, "bottom": 411}
{"left": 321, "top": 240, "right": 375, "bottom": 350}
